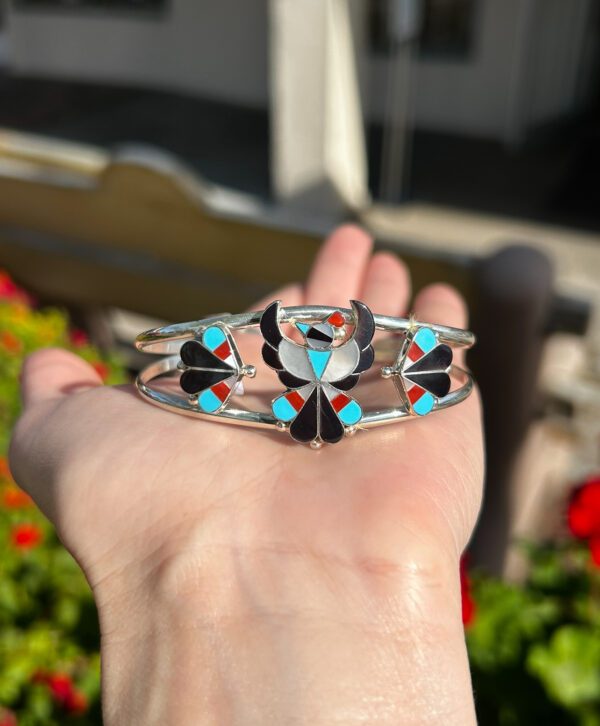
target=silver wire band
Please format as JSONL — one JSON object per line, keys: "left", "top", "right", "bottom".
{"left": 136, "top": 355, "right": 473, "bottom": 429}
{"left": 135, "top": 306, "right": 475, "bottom": 431}
{"left": 135, "top": 306, "right": 475, "bottom": 355}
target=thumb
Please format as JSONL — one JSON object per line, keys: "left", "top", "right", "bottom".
{"left": 20, "top": 348, "right": 104, "bottom": 409}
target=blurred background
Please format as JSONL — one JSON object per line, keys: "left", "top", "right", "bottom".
{"left": 0, "top": 1, "right": 599, "bottom": 724}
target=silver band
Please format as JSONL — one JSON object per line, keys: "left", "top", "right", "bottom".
{"left": 136, "top": 354, "right": 473, "bottom": 429}
{"left": 136, "top": 306, "right": 475, "bottom": 355}
{"left": 135, "top": 304, "right": 475, "bottom": 442}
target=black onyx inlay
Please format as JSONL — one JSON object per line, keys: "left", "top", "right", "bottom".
{"left": 278, "top": 370, "right": 310, "bottom": 388}
{"left": 180, "top": 369, "right": 233, "bottom": 394}
{"left": 180, "top": 340, "right": 235, "bottom": 371}
{"left": 307, "top": 326, "right": 333, "bottom": 344}
{"left": 260, "top": 301, "right": 283, "bottom": 347}
{"left": 405, "top": 344, "right": 452, "bottom": 374}
{"left": 261, "top": 342, "right": 282, "bottom": 370}
{"left": 334, "top": 373, "right": 360, "bottom": 391}
{"left": 354, "top": 345, "right": 375, "bottom": 374}
{"left": 402, "top": 342, "right": 452, "bottom": 399}
{"left": 290, "top": 388, "right": 319, "bottom": 442}
{"left": 404, "top": 371, "right": 451, "bottom": 398}
{"left": 352, "top": 300, "right": 376, "bottom": 350}
{"left": 319, "top": 390, "right": 345, "bottom": 443}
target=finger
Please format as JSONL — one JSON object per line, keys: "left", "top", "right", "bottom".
{"left": 248, "top": 283, "right": 304, "bottom": 312}
{"left": 360, "top": 251, "right": 411, "bottom": 316}
{"left": 412, "top": 283, "right": 469, "bottom": 364}
{"left": 305, "top": 224, "right": 373, "bottom": 306}
{"left": 20, "top": 348, "right": 104, "bottom": 409}
{"left": 413, "top": 283, "right": 468, "bottom": 329}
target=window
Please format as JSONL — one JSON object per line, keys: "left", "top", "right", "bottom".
{"left": 420, "top": 0, "right": 476, "bottom": 58}
{"left": 368, "top": 0, "right": 477, "bottom": 59}
{"left": 14, "top": 0, "right": 167, "bottom": 12}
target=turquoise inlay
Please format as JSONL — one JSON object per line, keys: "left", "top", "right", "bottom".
{"left": 338, "top": 399, "right": 362, "bottom": 425}
{"left": 307, "top": 349, "right": 331, "bottom": 379}
{"left": 414, "top": 327, "right": 436, "bottom": 354}
{"left": 199, "top": 388, "right": 223, "bottom": 413}
{"left": 296, "top": 322, "right": 310, "bottom": 335}
{"left": 203, "top": 326, "right": 226, "bottom": 351}
{"left": 272, "top": 396, "right": 298, "bottom": 422}
{"left": 413, "top": 391, "right": 434, "bottom": 416}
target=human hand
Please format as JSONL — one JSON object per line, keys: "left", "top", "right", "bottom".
{"left": 10, "top": 225, "right": 483, "bottom": 725}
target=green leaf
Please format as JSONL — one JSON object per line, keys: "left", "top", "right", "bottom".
{"left": 527, "top": 625, "right": 600, "bottom": 709}
{"left": 27, "top": 684, "right": 54, "bottom": 721}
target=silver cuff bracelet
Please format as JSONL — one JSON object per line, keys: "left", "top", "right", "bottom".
{"left": 135, "top": 301, "right": 475, "bottom": 448}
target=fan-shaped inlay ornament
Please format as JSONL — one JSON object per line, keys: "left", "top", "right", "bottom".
{"left": 390, "top": 327, "right": 452, "bottom": 416}
{"left": 179, "top": 325, "right": 243, "bottom": 413}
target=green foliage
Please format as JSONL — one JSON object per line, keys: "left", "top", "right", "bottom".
{"left": 0, "top": 279, "right": 126, "bottom": 725}
{"left": 467, "top": 540, "right": 600, "bottom": 725}
{"left": 529, "top": 626, "right": 600, "bottom": 715}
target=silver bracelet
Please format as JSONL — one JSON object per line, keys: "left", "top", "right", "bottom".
{"left": 135, "top": 301, "right": 475, "bottom": 448}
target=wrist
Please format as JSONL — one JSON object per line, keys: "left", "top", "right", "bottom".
{"left": 95, "top": 540, "right": 475, "bottom": 725}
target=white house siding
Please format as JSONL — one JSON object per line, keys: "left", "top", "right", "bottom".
{"left": 5, "top": 0, "right": 270, "bottom": 107}
{"left": 4, "top": 0, "right": 595, "bottom": 141}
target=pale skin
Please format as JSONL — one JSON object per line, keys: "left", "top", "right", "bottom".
{"left": 9, "top": 225, "right": 483, "bottom": 725}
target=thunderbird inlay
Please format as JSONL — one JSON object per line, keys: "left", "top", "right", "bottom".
{"left": 260, "top": 300, "right": 375, "bottom": 446}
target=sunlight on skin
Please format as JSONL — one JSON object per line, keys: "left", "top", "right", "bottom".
{"left": 10, "top": 225, "right": 483, "bottom": 726}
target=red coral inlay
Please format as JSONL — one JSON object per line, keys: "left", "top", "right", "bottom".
{"left": 331, "top": 393, "right": 350, "bottom": 412}
{"left": 407, "top": 385, "right": 425, "bottom": 404}
{"left": 286, "top": 391, "right": 305, "bottom": 411}
{"left": 328, "top": 311, "right": 345, "bottom": 328}
{"left": 212, "top": 381, "right": 231, "bottom": 402}
{"left": 214, "top": 341, "right": 231, "bottom": 360}
{"left": 407, "top": 342, "right": 424, "bottom": 362}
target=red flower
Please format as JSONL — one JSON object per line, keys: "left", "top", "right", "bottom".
{"left": 10, "top": 522, "right": 43, "bottom": 550}
{"left": 0, "top": 271, "right": 34, "bottom": 306}
{"left": 0, "top": 272, "right": 22, "bottom": 299}
{"left": 568, "top": 477, "right": 600, "bottom": 539}
{"left": 92, "top": 361, "right": 109, "bottom": 382}
{"left": 566, "top": 475, "right": 600, "bottom": 568}
{"left": 2, "top": 487, "right": 33, "bottom": 509}
{"left": 589, "top": 537, "right": 600, "bottom": 568}
{"left": 568, "top": 504, "right": 598, "bottom": 539}
{"left": 35, "top": 672, "right": 88, "bottom": 715}
{"left": 46, "top": 673, "right": 74, "bottom": 703}
{"left": 64, "top": 689, "right": 88, "bottom": 715}
{"left": 460, "top": 556, "right": 476, "bottom": 627}
{"left": 69, "top": 329, "right": 89, "bottom": 347}
{"left": 462, "top": 590, "right": 476, "bottom": 626}
{"left": 0, "top": 708, "right": 17, "bottom": 726}
{"left": 0, "top": 330, "right": 23, "bottom": 355}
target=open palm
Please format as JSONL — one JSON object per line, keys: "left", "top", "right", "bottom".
{"left": 10, "top": 225, "right": 483, "bottom": 725}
